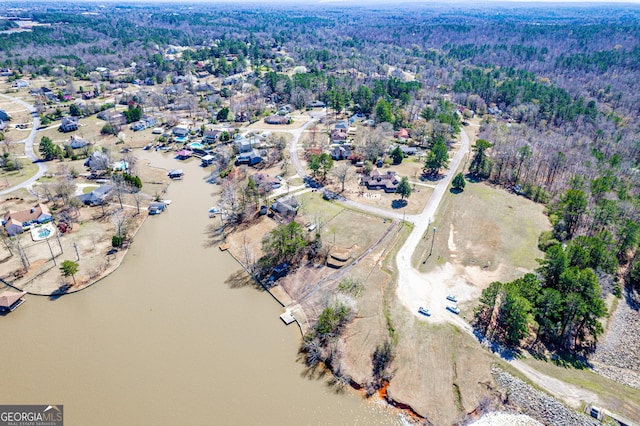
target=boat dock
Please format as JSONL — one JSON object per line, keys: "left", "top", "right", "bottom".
{"left": 0, "top": 290, "right": 26, "bottom": 314}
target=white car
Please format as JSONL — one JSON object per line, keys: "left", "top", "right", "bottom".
{"left": 446, "top": 295, "right": 457, "bottom": 303}
{"left": 446, "top": 305, "right": 460, "bottom": 315}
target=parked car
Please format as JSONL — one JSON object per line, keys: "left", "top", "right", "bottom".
{"left": 446, "top": 305, "right": 460, "bottom": 314}
{"left": 446, "top": 295, "right": 457, "bottom": 303}
{"left": 418, "top": 307, "right": 431, "bottom": 317}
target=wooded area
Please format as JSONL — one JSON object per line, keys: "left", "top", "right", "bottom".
{"left": 1, "top": 2, "right": 639, "bottom": 357}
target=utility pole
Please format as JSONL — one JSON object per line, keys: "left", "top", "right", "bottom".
{"left": 56, "top": 230, "right": 63, "bottom": 253}
{"left": 73, "top": 240, "right": 80, "bottom": 261}
{"left": 16, "top": 238, "right": 29, "bottom": 272}
{"left": 45, "top": 235, "right": 56, "bottom": 266}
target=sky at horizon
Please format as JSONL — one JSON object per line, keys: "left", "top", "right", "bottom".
{"left": 5, "top": 0, "right": 640, "bottom": 3}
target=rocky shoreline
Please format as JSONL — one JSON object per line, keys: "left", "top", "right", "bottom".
{"left": 492, "top": 367, "right": 599, "bottom": 426}
{"left": 590, "top": 296, "right": 640, "bottom": 390}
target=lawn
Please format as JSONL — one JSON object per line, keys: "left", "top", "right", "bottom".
{"left": 0, "top": 162, "right": 38, "bottom": 191}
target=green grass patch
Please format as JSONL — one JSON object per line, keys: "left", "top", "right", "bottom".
{"left": 82, "top": 185, "right": 99, "bottom": 194}
{"left": 0, "top": 162, "right": 38, "bottom": 190}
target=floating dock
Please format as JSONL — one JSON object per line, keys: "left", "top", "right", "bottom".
{"left": 279, "top": 311, "right": 296, "bottom": 325}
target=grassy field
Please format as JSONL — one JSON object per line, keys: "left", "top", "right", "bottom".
{"left": 0, "top": 162, "right": 38, "bottom": 191}
{"left": 414, "top": 180, "right": 550, "bottom": 280}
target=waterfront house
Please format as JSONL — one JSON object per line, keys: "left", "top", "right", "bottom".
{"left": 59, "top": 116, "right": 79, "bottom": 132}
{"left": 361, "top": 169, "right": 400, "bottom": 193}
{"left": 0, "top": 290, "right": 26, "bottom": 313}
{"left": 3, "top": 203, "right": 52, "bottom": 236}
{"left": 202, "top": 130, "right": 221, "bottom": 144}
{"left": 172, "top": 126, "right": 189, "bottom": 138}
{"left": 77, "top": 185, "right": 114, "bottom": 206}
{"left": 235, "top": 149, "right": 262, "bottom": 166}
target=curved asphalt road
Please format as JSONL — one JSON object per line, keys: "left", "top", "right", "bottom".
{"left": 0, "top": 93, "right": 45, "bottom": 196}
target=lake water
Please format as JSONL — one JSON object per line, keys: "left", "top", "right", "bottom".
{"left": 0, "top": 152, "right": 401, "bottom": 425}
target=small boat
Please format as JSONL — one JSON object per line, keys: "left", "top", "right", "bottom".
{"left": 418, "top": 307, "right": 430, "bottom": 316}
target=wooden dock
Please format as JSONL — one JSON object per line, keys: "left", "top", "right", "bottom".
{"left": 219, "top": 243, "right": 230, "bottom": 251}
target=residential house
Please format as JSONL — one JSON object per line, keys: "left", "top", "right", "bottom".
{"left": 235, "top": 149, "right": 262, "bottom": 166}
{"left": 82, "top": 92, "right": 95, "bottom": 100}
{"left": 309, "top": 100, "right": 326, "bottom": 108}
{"left": 202, "top": 130, "right": 221, "bottom": 144}
{"left": 77, "top": 185, "right": 114, "bottom": 206}
{"left": 85, "top": 151, "right": 110, "bottom": 172}
{"left": 334, "top": 121, "right": 349, "bottom": 130}
{"left": 330, "top": 129, "right": 348, "bottom": 144}
{"left": 394, "top": 128, "right": 410, "bottom": 140}
{"left": 59, "top": 116, "right": 79, "bottom": 133}
{"left": 172, "top": 126, "right": 189, "bottom": 138}
{"left": 330, "top": 145, "right": 352, "bottom": 161}
{"left": 399, "top": 145, "right": 417, "bottom": 156}
{"left": 68, "top": 135, "right": 90, "bottom": 150}
{"left": 12, "top": 79, "right": 28, "bottom": 88}
{"left": 97, "top": 111, "right": 127, "bottom": 125}
{"left": 3, "top": 203, "right": 52, "bottom": 236}
{"left": 235, "top": 138, "right": 252, "bottom": 154}
{"left": 271, "top": 196, "right": 299, "bottom": 218}
{"left": 130, "top": 121, "right": 147, "bottom": 131}
{"left": 265, "top": 115, "right": 291, "bottom": 125}
{"left": 250, "top": 173, "right": 280, "bottom": 193}
{"left": 361, "top": 169, "right": 400, "bottom": 193}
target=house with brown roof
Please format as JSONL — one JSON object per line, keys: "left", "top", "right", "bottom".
{"left": 330, "top": 129, "right": 348, "bottom": 144}
{"left": 265, "top": 115, "right": 291, "bottom": 125}
{"left": 0, "top": 290, "right": 26, "bottom": 313}
{"left": 394, "top": 128, "right": 410, "bottom": 140}
{"left": 3, "top": 203, "right": 53, "bottom": 236}
{"left": 361, "top": 169, "right": 400, "bottom": 193}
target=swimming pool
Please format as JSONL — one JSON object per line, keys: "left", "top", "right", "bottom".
{"left": 38, "top": 228, "right": 51, "bottom": 238}
{"left": 175, "top": 136, "right": 188, "bottom": 143}
{"left": 189, "top": 142, "right": 204, "bottom": 150}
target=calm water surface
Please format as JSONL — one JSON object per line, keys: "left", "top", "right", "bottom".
{"left": 0, "top": 152, "right": 401, "bottom": 425}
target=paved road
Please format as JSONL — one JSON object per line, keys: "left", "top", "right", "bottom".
{"left": 284, "top": 109, "right": 327, "bottom": 179}
{"left": 0, "top": 92, "right": 45, "bottom": 195}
